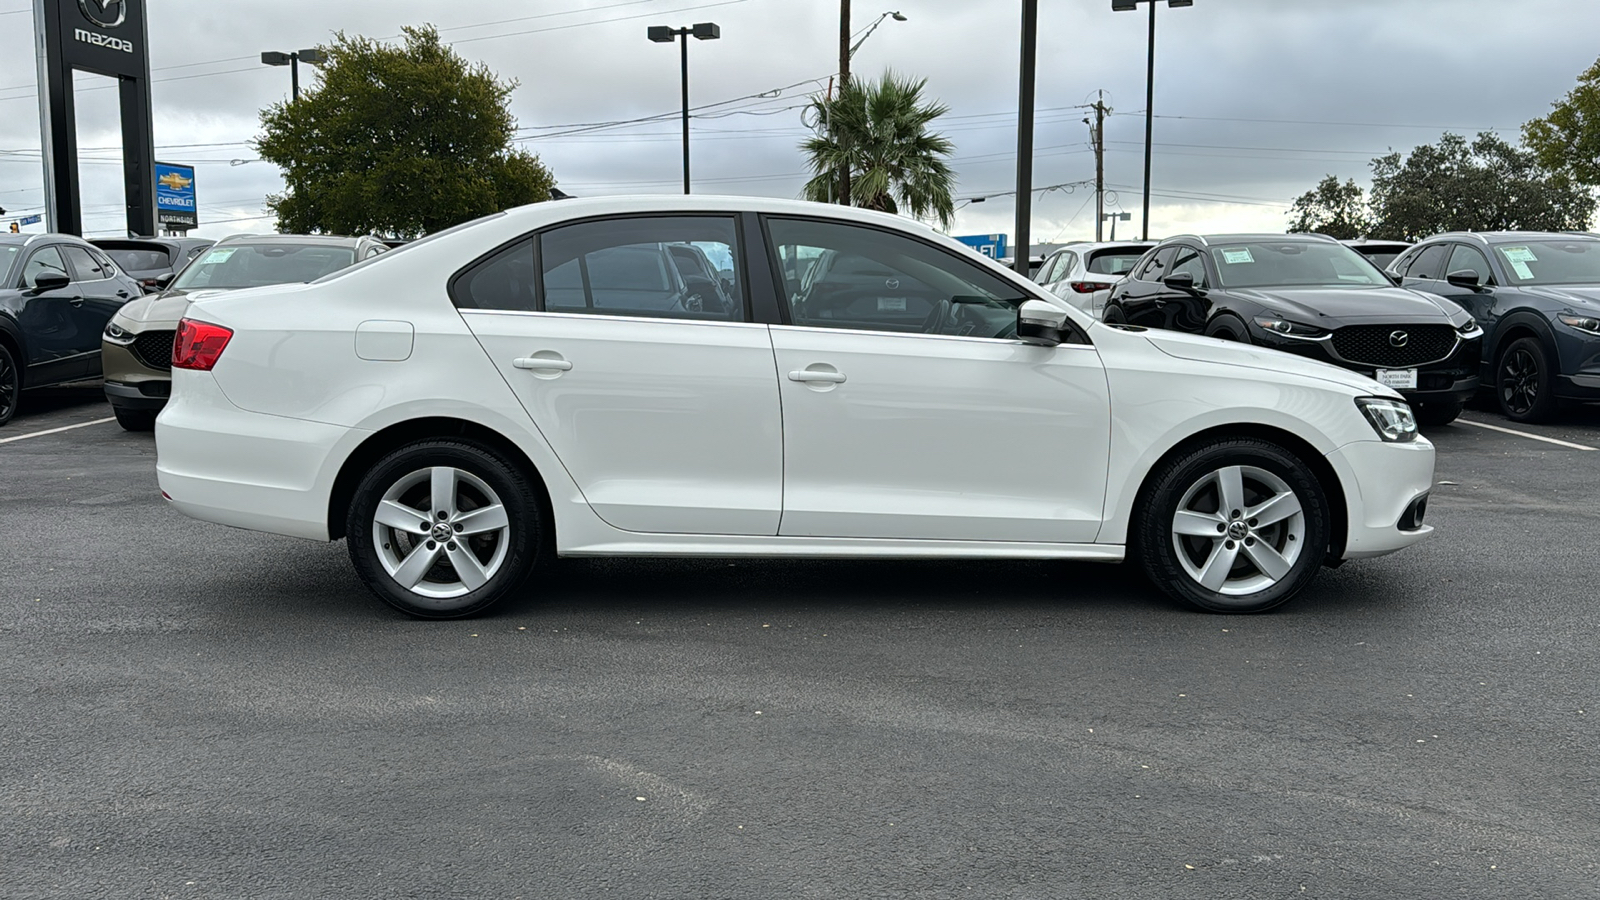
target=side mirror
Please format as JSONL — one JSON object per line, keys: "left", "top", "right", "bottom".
{"left": 154, "top": 272, "right": 176, "bottom": 290}
{"left": 1161, "top": 272, "right": 1199, "bottom": 292}
{"left": 1445, "top": 269, "right": 1482, "bottom": 290}
{"left": 1017, "top": 299, "right": 1069, "bottom": 346}
{"left": 29, "top": 272, "right": 71, "bottom": 293}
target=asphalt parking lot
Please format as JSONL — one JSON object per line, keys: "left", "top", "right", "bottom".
{"left": 2, "top": 388, "right": 1597, "bottom": 899}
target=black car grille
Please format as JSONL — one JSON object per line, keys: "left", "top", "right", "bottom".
{"left": 1330, "top": 324, "right": 1457, "bottom": 367}
{"left": 129, "top": 329, "right": 175, "bottom": 370}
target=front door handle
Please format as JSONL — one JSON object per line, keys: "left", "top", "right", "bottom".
{"left": 513, "top": 356, "right": 572, "bottom": 371}
{"left": 68, "top": 297, "right": 85, "bottom": 307}
{"left": 788, "top": 369, "right": 846, "bottom": 384}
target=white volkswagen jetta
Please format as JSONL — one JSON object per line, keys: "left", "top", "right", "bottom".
{"left": 156, "top": 197, "right": 1434, "bottom": 618}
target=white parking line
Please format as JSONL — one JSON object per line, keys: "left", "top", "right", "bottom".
{"left": 0, "top": 417, "right": 117, "bottom": 446}
{"left": 1456, "top": 417, "right": 1598, "bottom": 451}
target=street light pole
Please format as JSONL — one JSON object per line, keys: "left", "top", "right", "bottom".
{"left": 649, "top": 23, "right": 721, "bottom": 194}
{"left": 1111, "top": 0, "right": 1191, "bottom": 240}
{"left": 1014, "top": 0, "right": 1038, "bottom": 277}
{"left": 261, "top": 48, "right": 326, "bottom": 102}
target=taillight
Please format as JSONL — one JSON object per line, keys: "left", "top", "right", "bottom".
{"left": 172, "top": 318, "right": 233, "bottom": 371}
{"left": 1070, "top": 281, "right": 1112, "bottom": 294}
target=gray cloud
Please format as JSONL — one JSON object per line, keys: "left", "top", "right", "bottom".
{"left": 1, "top": 0, "right": 1597, "bottom": 241}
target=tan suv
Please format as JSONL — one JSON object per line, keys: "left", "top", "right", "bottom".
{"left": 102, "top": 233, "right": 388, "bottom": 430}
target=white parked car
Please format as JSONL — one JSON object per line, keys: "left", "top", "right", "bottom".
{"left": 1036, "top": 241, "right": 1156, "bottom": 318}
{"left": 156, "top": 197, "right": 1435, "bottom": 619}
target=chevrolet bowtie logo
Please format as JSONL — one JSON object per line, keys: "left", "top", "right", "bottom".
{"left": 158, "top": 171, "right": 192, "bottom": 192}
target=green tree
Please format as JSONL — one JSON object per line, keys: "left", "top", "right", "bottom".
{"left": 1366, "top": 133, "right": 1592, "bottom": 241}
{"left": 1286, "top": 175, "right": 1372, "bottom": 239}
{"left": 800, "top": 71, "right": 957, "bottom": 228}
{"left": 255, "top": 26, "right": 554, "bottom": 239}
{"left": 1524, "top": 56, "right": 1600, "bottom": 185}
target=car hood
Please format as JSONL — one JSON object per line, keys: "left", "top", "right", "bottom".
{"left": 1132, "top": 325, "right": 1396, "bottom": 396}
{"left": 1524, "top": 284, "right": 1600, "bottom": 310}
{"left": 1229, "top": 285, "right": 1455, "bottom": 323}
{"left": 112, "top": 288, "right": 234, "bottom": 326}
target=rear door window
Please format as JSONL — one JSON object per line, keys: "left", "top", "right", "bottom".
{"left": 538, "top": 216, "right": 743, "bottom": 321}
{"left": 1403, "top": 244, "right": 1449, "bottom": 281}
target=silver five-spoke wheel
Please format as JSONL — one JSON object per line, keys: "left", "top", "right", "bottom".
{"left": 372, "top": 466, "right": 511, "bottom": 599}
{"left": 1170, "top": 464, "right": 1305, "bottom": 597}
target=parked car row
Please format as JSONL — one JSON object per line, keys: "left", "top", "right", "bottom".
{"left": 1035, "top": 230, "right": 1600, "bottom": 423}
{"left": 0, "top": 230, "right": 385, "bottom": 428}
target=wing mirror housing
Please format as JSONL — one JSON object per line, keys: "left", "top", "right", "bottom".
{"left": 153, "top": 272, "right": 176, "bottom": 290}
{"left": 28, "top": 272, "right": 71, "bottom": 294}
{"left": 1017, "top": 299, "right": 1069, "bottom": 346}
{"left": 1445, "top": 269, "right": 1483, "bottom": 290}
{"left": 1161, "top": 272, "right": 1200, "bottom": 292}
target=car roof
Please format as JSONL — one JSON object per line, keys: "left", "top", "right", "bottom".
{"left": 1059, "top": 241, "right": 1156, "bottom": 251}
{"left": 1423, "top": 231, "right": 1600, "bottom": 245}
{"left": 1167, "top": 233, "right": 1341, "bottom": 246}
{"left": 488, "top": 194, "right": 949, "bottom": 240}
{"left": 0, "top": 232, "right": 96, "bottom": 249}
{"left": 212, "top": 233, "right": 373, "bottom": 248}
{"left": 1340, "top": 238, "right": 1411, "bottom": 247}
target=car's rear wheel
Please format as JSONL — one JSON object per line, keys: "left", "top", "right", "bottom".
{"left": 0, "top": 343, "right": 18, "bottom": 427}
{"left": 1412, "top": 400, "right": 1463, "bottom": 427}
{"left": 113, "top": 407, "right": 157, "bottom": 432}
{"left": 346, "top": 440, "right": 543, "bottom": 619}
{"left": 1136, "top": 438, "right": 1330, "bottom": 613}
{"left": 1497, "top": 336, "right": 1558, "bottom": 423}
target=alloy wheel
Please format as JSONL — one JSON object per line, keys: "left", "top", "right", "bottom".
{"left": 1170, "top": 465, "right": 1306, "bottom": 596}
{"left": 0, "top": 350, "right": 16, "bottom": 424}
{"left": 1499, "top": 348, "right": 1539, "bottom": 416}
{"left": 371, "top": 466, "right": 512, "bottom": 599}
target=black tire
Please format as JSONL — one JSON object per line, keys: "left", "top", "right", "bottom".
{"left": 1204, "top": 315, "right": 1250, "bottom": 343}
{"left": 346, "top": 439, "right": 544, "bottom": 619}
{"left": 1135, "top": 438, "right": 1331, "bottom": 614}
{"left": 1496, "top": 336, "right": 1559, "bottom": 423}
{"left": 1412, "top": 400, "right": 1463, "bottom": 427}
{"left": 0, "top": 342, "right": 18, "bottom": 427}
{"left": 113, "top": 406, "right": 157, "bottom": 432}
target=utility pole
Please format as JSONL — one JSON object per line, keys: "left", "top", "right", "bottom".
{"left": 1014, "top": 0, "right": 1038, "bottom": 277}
{"left": 1088, "top": 91, "right": 1109, "bottom": 241}
{"left": 837, "top": 0, "right": 852, "bottom": 206}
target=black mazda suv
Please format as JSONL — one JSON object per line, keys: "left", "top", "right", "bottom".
{"left": 1104, "top": 233, "right": 1482, "bottom": 425}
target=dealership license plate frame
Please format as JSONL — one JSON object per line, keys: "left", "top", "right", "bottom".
{"left": 1376, "top": 368, "right": 1419, "bottom": 390}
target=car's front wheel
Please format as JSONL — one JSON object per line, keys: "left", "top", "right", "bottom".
{"left": 0, "top": 342, "right": 18, "bottom": 427}
{"left": 346, "top": 440, "right": 544, "bottom": 619}
{"left": 113, "top": 407, "right": 157, "bottom": 432}
{"left": 1497, "top": 336, "right": 1558, "bottom": 423}
{"left": 1136, "top": 438, "right": 1330, "bottom": 613}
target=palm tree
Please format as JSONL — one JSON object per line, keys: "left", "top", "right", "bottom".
{"left": 801, "top": 71, "right": 957, "bottom": 228}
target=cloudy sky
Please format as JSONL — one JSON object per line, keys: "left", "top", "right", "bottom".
{"left": 2, "top": 0, "right": 1599, "bottom": 245}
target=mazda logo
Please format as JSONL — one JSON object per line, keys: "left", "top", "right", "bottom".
{"left": 884, "top": 278, "right": 899, "bottom": 290}
{"left": 1388, "top": 330, "right": 1409, "bottom": 348}
{"left": 79, "top": 0, "right": 126, "bottom": 28}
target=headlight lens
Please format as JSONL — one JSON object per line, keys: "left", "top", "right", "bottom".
{"left": 1558, "top": 313, "right": 1600, "bottom": 336}
{"left": 103, "top": 321, "right": 135, "bottom": 345}
{"left": 1457, "top": 317, "right": 1483, "bottom": 337}
{"left": 1253, "top": 316, "right": 1327, "bottom": 338}
{"left": 1356, "top": 397, "right": 1419, "bottom": 443}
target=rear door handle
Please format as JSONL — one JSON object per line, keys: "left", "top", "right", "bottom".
{"left": 788, "top": 369, "right": 846, "bottom": 384}
{"left": 513, "top": 356, "right": 572, "bottom": 371}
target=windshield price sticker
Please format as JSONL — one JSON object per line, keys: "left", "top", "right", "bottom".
{"left": 1377, "top": 368, "right": 1419, "bottom": 390}
{"left": 200, "top": 248, "right": 237, "bottom": 265}
{"left": 1220, "top": 248, "right": 1254, "bottom": 264}
{"left": 1502, "top": 247, "right": 1538, "bottom": 263}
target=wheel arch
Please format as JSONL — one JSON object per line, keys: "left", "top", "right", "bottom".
{"left": 1488, "top": 311, "right": 1558, "bottom": 368}
{"left": 1203, "top": 310, "right": 1250, "bottom": 339}
{"left": 0, "top": 316, "right": 26, "bottom": 389}
{"left": 1127, "top": 422, "right": 1349, "bottom": 565}
{"left": 327, "top": 416, "right": 555, "bottom": 543}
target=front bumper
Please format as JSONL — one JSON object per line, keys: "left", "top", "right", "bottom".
{"left": 1324, "top": 436, "right": 1436, "bottom": 560}
{"left": 1256, "top": 328, "right": 1481, "bottom": 404}
{"left": 101, "top": 334, "right": 173, "bottom": 409}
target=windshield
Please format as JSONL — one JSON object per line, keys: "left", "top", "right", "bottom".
{"left": 1493, "top": 241, "right": 1600, "bottom": 285}
{"left": 1354, "top": 249, "right": 1404, "bottom": 269}
{"left": 1209, "top": 241, "right": 1389, "bottom": 288}
{"left": 1086, "top": 249, "right": 1147, "bottom": 276}
{"left": 173, "top": 243, "right": 356, "bottom": 291}
{"left": 0, "top": 245, "right": 18, "bottom": 285}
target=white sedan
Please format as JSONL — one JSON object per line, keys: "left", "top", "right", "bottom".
{"left": 156, "top": 196, "right": 1434, "bottom": 618}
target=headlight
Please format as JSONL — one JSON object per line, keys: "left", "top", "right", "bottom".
{"left": 1558, "top": 313, "right": 1600, "bottom": 336}
{"left": 1457, "top": 317, "right": 1483, "bottom": 338}
{"left": 1253, "top": 316, "right": 1327, "bottom": 339}
{"left": 103, "top": 321, "right": 136, "bottom": 345}
{"left": 1356, "top": 397, "right": 1419, "bottom": 443}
